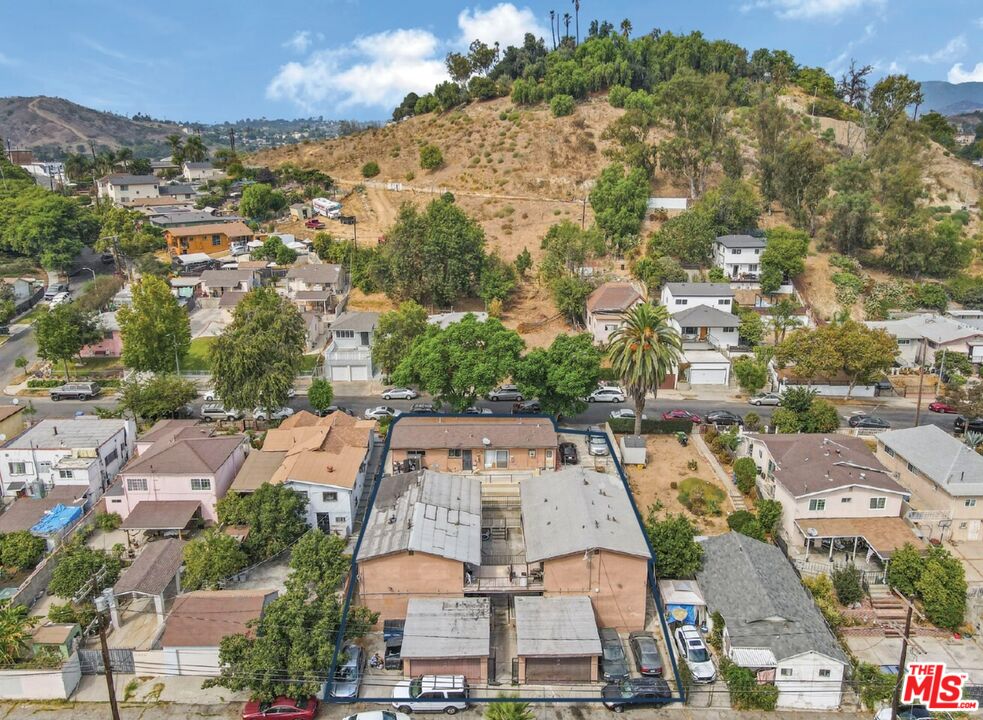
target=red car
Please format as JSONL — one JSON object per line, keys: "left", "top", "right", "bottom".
{"left": 929, "top": 401, "right": 957, "bottom": 413}
{"left": 305, "top": 219, "right": 325, "bottom": 229}
{"left": 662, "top": 409, "right": 702, "bottom": 423}
{"left": 242, "top": 697, "right": 318, "bottom": 720}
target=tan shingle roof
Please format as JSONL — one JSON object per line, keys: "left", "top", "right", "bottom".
{"left": 159, "top": 590, "right": 276, "bottom": 647}
{"left": 120, "top": 501, "right": 201, "bottom": 531}
{"left": 123, "top": 435, "right": 245, "bottom": 475}
{"left": 390, "top": 416, "right": 557, "bottom": 451}
{"left": 114, "top": 539, "right": 186, "bottom": 595}
{"left": 586, "top": 282, "right": 643, "bottom": 313}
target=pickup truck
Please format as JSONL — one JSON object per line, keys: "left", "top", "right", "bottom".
{"left": 304, "top": 219, "right": 325, "bottom": 229}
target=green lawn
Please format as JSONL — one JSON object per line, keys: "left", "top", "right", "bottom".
{"left": 51, "top": 356, "right": 124, "bottom": 378}
{"left": 677, "top": 477, "right": 727, "bottom": 517}
{"left": 15, "top": 306, "right": 47, "bottom": 324}
{"left": 184, "top": 337, "right": 217, "bottom": 372}
{"left": 299, "top": 353, "right": 320, "bottom": 374}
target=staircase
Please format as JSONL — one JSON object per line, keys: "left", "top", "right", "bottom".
{"left": 869, "top": 585, "right": 908, "bottom": 625}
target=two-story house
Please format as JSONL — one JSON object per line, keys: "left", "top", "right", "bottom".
{"left": 283, "top": 263, "right": 346, "bottom": 315}
{"left": 876, "top": 425, "right": 983, "bottom": 542}
{"left": 110, "top": 420, "right": 248, "bottom": 522}
{"left": 164, "top": 222, "right": 255, "bottom": 257}
{"left": 0, "top": 418, "right": 135, "bottom": 502}
{"left": 585, "top": 282, "right": 643, "bottom": 344}
{"left": 660, "top": 283, "right": 737, "bottom": 386}
{"left": 158, "top": 183, "right": 197, "bottom": 203}
{"left": 714, "top": 234, "right": 767, "bottom": 280}
{"left": 669, "top": 305, "right": 741, "bottom": 349}
{"left": 97, "top": 174, "right": 160, "bottom": 205}
{"left": 229, "top": 410, "right": 376, "bottom": 536}
{"left": 181, "top": 161, "right": 224, "bottom": 183}
{"left": 744, "top": 433, "right": 916, "bottom": 566}
{"left": 660, "top": 282, "right": 735, "bottom": 313}
{"left": 324, "top": 311, "right": 379, "bottom": 382}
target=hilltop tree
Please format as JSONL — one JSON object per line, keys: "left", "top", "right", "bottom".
{"left": 478, "top": 254, "right": 519, "bottom": 307}
{"left": 823, "top": 159, "right": 878, "bottom": 255}
{"left": 589, "top": 163, "right": 649, "bottom": 252}
{"left": 773, "top": 134, "right": 832, "bottom": 233}
{"left": 868, "top": 74, "right": 923, "bottom": 134}
{"left": 538, "top": 221, "right": 604, "bottom": 281}
{"left": 33, "top": 305, "right": 101, "bottom": 379}
{"left": 514, "top": 333, "right": 602, "bottom": 418}
{"left": 117, "top": 275, "right": 191, "bottom": 373}
{"left": 760, "top": 227, "right": 809, "bottom": 295}
{"left": 372, "top": 301, "right": 429, "bottom": 376}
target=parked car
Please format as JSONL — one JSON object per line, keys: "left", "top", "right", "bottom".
{"left": 662, "top": 409, "right": 702, "bottom": 423}
{"left": 704, "top": 410, "right": 743, "bottom": 426}
{"left": 628, "top": 631, "right": 663, "bottom": 677}
{"left": 344, "top": 713, "right": 410, "bottom": 720}
{"left": 610, "top": 409, "right": 647, "bottom": 420}
{"left": 411, "top": 402, "right": 437, "bottom": 413}
{"left": 201, "top": 403, "right": 243, "bottom": 421}
{"left": 391, "top": 675, "right": 469, "bottom": 714}
{"left": 253, "top": 406, "right": 295, "bottom": 422}
{"left": 559, "top": 441, "right": 579, "bottom": 465}
{"left": 314, "top": 405, "right": 354, "bottom": 417}
{"left": 487, "top": 384, "right": 523, "bottom": 402}
{"left": 384, "top": 635, "right": 403, "bottom": 670}
{"left": 674, "top": 625, "right": 715, "bottom": 683}
{"left": 382, "top": 387, "right": 418, "bottom": 400}
{"left": 49, "top": 382, "right": 100, "bottom": 401}
{"left": 305, "top": 219, "right": 325, "bottom": 229}
{"left": 511, "top": 400, "right": 541, "bottom": 414}
{"left": 49, "top": 292, "right": 70, "bottom": 307}
{"left": 365, "top": 406, "right": 401, "bottom": 420}
{"left": 929, "top": 401, "right": 957, "bottom": 413}
{"left": 875, "top": 378, "right": 894, "bottom": 393}
{"left": 600, "top": 628, "right": 630, "bottom": 681}
{"left": 330, "top": 644, "right": 364, "bottom": 700}
{"left": 602, "top": 677, "right": 672, "bottom": 712}
{"left": 587, "top": 386, "right": 627, "bottom": 403}
{"left": 748, "top": 392, "right": 782, "bottom": 406}
{"left": 242, "top": 697, "right": 318, "bottom": 720}
{"left": 955, "top": 416, "right": 983, "bottom": 434}
{"left": 848, "top": 414, "right": 890, "bottom": 430}
{"left": 874, "top": 705, "right": 931, "bottom": 720}
{"left": 43, "top": 284, "right": 68, "bottom": 301}
{"left": 463, "top": 406, "right": 493, "bottom": 415}
{"left": 588, "top": 433, "right": 609, "bottom": 456}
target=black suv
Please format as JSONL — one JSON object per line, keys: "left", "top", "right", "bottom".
{"left": 600, "top": 628, "right": 630, "bottom": 681}
{"left": 848, "top": 414, "right": 890, "bottom": 430}
{"left": 955, "top": 416, "right": 983, "bottom": 434}
{"left": 411, "top": 402, "right": 437, "bottom": 413}
{"left": 704, "top": 410, "right": 743, "bottom": 426}
{"left": 602, "top": 677, "right": 672, "bottom": 712}
{"left": 512, "top": 400, "right": 541, "bottom": 415}
{"left": 559, "top": 441, "right": 578, "bottom": 465}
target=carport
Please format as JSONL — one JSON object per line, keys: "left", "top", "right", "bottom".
{"left": 121, "top": 501, "right": 202, "bottom": 540}
{"left": 515, "top": 596, "right": 601, "bottom": 683}
{"left": 111, "top": 538, "right": 186, "bottom": 627}
{"left": 400, "top": 597, "right": 491, "bottom": 682}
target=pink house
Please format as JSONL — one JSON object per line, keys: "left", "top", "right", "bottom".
{"left": 80, "top": 312, "right": 123, "bottom": 358}
{"left": 108, "top": 420, "right": 248, "bottom": 523}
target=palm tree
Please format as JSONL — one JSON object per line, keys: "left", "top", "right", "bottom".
{"left": 562, "top": 12, "right": 572, "bottom": 41}
{"left": 183, "top": 135, "right": 208, "bottom": 162}
{"left": 620, "top": 18, "right": 633, "bottom": 38}
{"left": 549, "top": 10, "right": 556, "bottom": 49}
{"left": 0, "top": 601, "right": 39, "bottom": 665}
{"left": 485, "top": 700, "right": 534, "bottom": 720}
{"left": 572, "top": 0, "right": 580, "bottom": 45}
{"left": 608, "top": 303, "right": 682, "bottom": 435}
{"left": 64, "top": 152, "right": 91, "bottom": 182}
{"left": 165, "top": 133, "right": 184, "bottom": 163}
{"left": 114, "top": 147, "right": 133, "bottom": 171}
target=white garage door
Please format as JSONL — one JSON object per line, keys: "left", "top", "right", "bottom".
{"left": 690, "top": 367, "right": 729, "bottom": 385}
{"left": 351, "top": 365, "right": 369, "bottom": 382}
{"left": 173, "top": 648, "right": 220, "bottom": 676}
{"left": 331, "top": 366, "right": 352, "bottom": 382}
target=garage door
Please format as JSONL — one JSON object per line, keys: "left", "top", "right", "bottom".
{"left": 331, "top": 366, "right": 352, "bottom": 382}
{"left": 351, "top": 365, "right": 369, "bottom": 382}
{"left": 525, "top": 656, "right": 592, "bottom": 682}
{"left": 173, "top": 648, "right": 220, "bottom": 676}
{"left": 406, "top": 658, "right": 484, "bottom": 682}
{"left": 689, "top": 367, "right": 728, "bottom": 385}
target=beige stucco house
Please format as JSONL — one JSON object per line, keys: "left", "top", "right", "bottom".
{"left": 585, "top": 282, "right": 644, "bottom": 345}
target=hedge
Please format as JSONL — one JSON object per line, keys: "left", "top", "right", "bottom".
{"left": 608, "top": 418, "right": 693, "bottom": 435}
{"left": 27, "top": 379, "right": 120, "bottom": 389}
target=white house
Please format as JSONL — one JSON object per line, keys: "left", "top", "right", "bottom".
{"left": 585, "top": 282, "right": 644, "bottom": 344}
{"left": 865, "top": 313, "right": 983, "bottom": 367}
{"left": 660, "top": 282, "right": 734, "bottom": 312}
{"left": 97, "top": 174, "right": 160, "bottom": 205}
{"left": 714, "top": 235, "right": 767, "bottom": 280}
{"left": 324, "top": 311, "right": 379, "bottom": 382}
{"left": 0, "top": 418, "right": 136, "bottom": 502}
{"left": 670, "top": 305, "right": 741, "bottom": 350}
{"left": 283, "top": 263, "right": 346, "bottom": 315}
{"left": 181, "top": 162, "right": 224, "bottom": 182}
{"left": 697, "top": 533, "right": 849, "bottom": 711}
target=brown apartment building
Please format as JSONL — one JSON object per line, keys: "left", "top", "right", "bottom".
{"left": 388, "top": 416, "right": 559, "bottom": 473}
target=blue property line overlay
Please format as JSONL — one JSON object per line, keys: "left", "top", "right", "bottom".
{"left": 326, "top": 413, "right": 686, "bottom": 706}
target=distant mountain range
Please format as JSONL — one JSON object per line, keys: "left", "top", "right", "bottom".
{"left": 918, "top": 81, "right": 983, "bottom": 116}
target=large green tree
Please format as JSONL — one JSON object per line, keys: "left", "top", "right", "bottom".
{"left": 33, "top": 305, "right": 101, "bottom": 378}
{"left": 239, "top": 183, "right": 287, "bottom": 220}
{"left": 607, "top": 303, "right": 682, "bottom": 435}
{"left": 181, "top": 529, "right": 249, "bottom": 591}
{"left": 646, "top": 513, "right": 704, "bottom": 579}
{"left": 216, "top": 483, "right": 307, "bottom": 561}
{"left": 97, "top": 206, "right": 165, "bottom": 260}
{"left": 211, "top": 288, "right": 306, "bottom": 412}
{"left": 392, "top": 314, "right": 524, "bottom": 411}
{"left": 773, "top": 134, "right": 831, "bottom": 233}
{"left": 760, "top": 227, "right": 809, "bottom": 294}
{"left": 371, "top": 300, "right": 429, "bottom": 376}
{"left": 117, "top": 275, "right": 191, "bottom": 373}
{"left": 119, "top": 374, "right": 197, "bottom": 422}
{"left": 514, "top": 333, "right": 602, "bottom": 418}
{"left": 868, "top": 74, "right": 923, "bottom": 136}
{"left": 589, "top": 163, "right": 649, "bottom": 252}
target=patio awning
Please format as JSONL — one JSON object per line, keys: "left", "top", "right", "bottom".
{"left": 795, "top": 517, "right": 924, "bottom": 560}
{"left": 121, "top": 501, "right": 201, "bottom": 531}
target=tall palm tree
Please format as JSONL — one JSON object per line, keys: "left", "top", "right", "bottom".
{"left": 114, "top": 147, "right": 133, "bottom": 171}
{"left": 64, "top": 152, "right": 91, "bottom": 182}
{"left": 165, "top": 133, "right": 184, "bottom": 163}
{"left": 549, "top": 10, "right": 556, "bottom": 49}
{"left": 608, "top": 303, "right": 682, "bottom": 435}
{"left": 620, "top": 18, "right": 633, "bottom": 38}
{"left": 183, "top": 135, "right": 208, "bottom": 162}
{"left": 562, "top": 12, "right": 571, "bottom": 41}
{"left": 572, "top": 0, "right": 580, "bottom": 45}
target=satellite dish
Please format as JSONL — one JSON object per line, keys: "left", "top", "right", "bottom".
{"left": 482, "top": 437, "right": 491, "bottom": 446}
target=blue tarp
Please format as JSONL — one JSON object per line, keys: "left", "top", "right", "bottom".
{"left": 666, "top": 603, "right": 698, "bottom": 625}
{"left": 31, "top": 503, "right": 83, "bottom": 535}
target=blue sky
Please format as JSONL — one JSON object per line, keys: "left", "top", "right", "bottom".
{"left": 1, "top": 0, "right": 981, "bottom": 122}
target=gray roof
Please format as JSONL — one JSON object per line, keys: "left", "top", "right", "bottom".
{"left": 114, "top": 538, "right": 186, "bottom": 596}
{"left": 391, "top": 416, "right": 557, "bottom": 451}
{"left": 120, "top": 500, "right": 201, "bottom": 530}
{"left": 200, "top": 269, "right": 253, "bottom": 287}
{"left": 103, "top": 174, "right": 158, "bottom": 185}
{"left": 183, "top": 162, "right": 214, "bottom": 170}
{"left": 672, "top": 305, "right": 739, "bottom": 327}
{"left": 696, "top": 533, "right": 849, "bottom": 665}
{"left": 6, "top": 418, "right": 130, "bottom": 450}
{"left": 159, "top": 183, "right": 195, "bottom": 196}
{"left": 150, "top": 211, "right": 224, "bottom": 227}
{"left": 520, "top": 468, "right": 650, "bottom": 562}
{"left": 664, "top": 282, "right": 734, "bottom": 297}
{"left": 286, "top": 264, "right": 342, "bottom": 284}
{"left": 514, "top": 596, "right": 601, "bottom": 657}
{"left": 716, "top": 234, "right": 766, "bottom": 249}
{"left": 331, "top": 311, "right": 379, "bottom": 332}
{"left": 878, "top": 425, "right": 983, "bottom": 497}
{"left": 622, "top": 435, "right": 646, "bottom": 448}
{"left": 360, "top": 470, "right": 481, "bottom": 564}
{"left": 866, "top": 313, "right": 983, "bottom": 344}
{"left": 401, "top": 598, "right": 490, "bottom": 659}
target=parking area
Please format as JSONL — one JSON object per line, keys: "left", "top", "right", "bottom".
{"left": 846, "top": 633, "right": 983, "bottom": 685}
{"left": 557, "top": 430, "right": 617, "bottom": 475}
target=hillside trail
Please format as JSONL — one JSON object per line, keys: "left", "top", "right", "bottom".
{"left": 336, "top": 177, "right": 585, "bottom": 207}
{"left": 28, "top": 97, "right": 88, "bottom": 142}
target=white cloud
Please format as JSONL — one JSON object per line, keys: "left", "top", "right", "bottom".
{"left": 0, "top": 52, "right": 18, "bottom": 67}
{"left": 948, "top": 62, "right": 983, "bottom": 83}
{"left": 267, "top": 28, "right": 448, "bottom": 111}
{"left": 975, "top": 17, "right": 983, "bottom": 29}
{"left": 914, "top": 35, "right": 967, "bottom": 64}
{"left": 456, "top": 3, "right": 549, "bottom": 49}
{"left": 743, "top": 0, "right": 884, "bottom": 20}
{"left": 284, "top": 30, "right": 323, "bottom": 54}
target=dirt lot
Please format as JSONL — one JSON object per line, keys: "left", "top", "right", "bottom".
{"left": 625, "top": 434, "right": 731, "bottom": 535}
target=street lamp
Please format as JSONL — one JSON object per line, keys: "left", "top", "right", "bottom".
{"left": 80, "top": 267, "right": 96, "bottom": 282}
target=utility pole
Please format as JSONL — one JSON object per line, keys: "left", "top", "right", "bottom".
{"left": 890, "top": 603, "right": 914, "bottom": 720}
{"left": 229, "top": 127, "right": 236, "bottom": 155}
{"left": 581, "top": 197, "right": 587, "bottom": 229}
{"left": 98, "top": 616, "right": 122, "bottom": 720}
{"left": 914, "top": 337, "right": 927, "bottom": 427}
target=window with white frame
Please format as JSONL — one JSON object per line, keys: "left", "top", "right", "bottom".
{"left": 7, "top": 462, "right": 27, "bottom": 475}
{"left": 869, "top": 497, "right": 886, "bottom": 510}
{"left": 818, "top": 669, "right": 832, "bottom": 678}
{"left": 58, "top": 470, "right": 73, "bottom": 480}
{"left": 675, "top": 299, "right": 687, "bottom": 305}
{"left": 841, "top": 497, "right": 852, "bottom": 503}
{"left": 809, "top": 499, "right": 826, "bottom": 511}
{"left": 335, "top": 330, "right": 354, "bottom": 338}
{"left": 717, "top": 299, "right": 729, "bottom": 305}
{"left": 127, "top": 478, "right": 148, "bottom": 492}
{"left": 528, "top": 449, "right": 537, "bottom": 458}
{"left": 967, "top": 499, "right": 977, "bottom": 508}
{"left": 447, "top": 449, "right": 462, "bottom": 458}
{"left": 780, "top": 668, "right": 792, "bottom": 677}
{"left": 191, "top": 478, "right": 211, "bottom": 491}
{"left": 322, "top": 491, "right": 338, "bottom": 502}
{"left": 335, "top": 516, "right": 346, "bottom": 523}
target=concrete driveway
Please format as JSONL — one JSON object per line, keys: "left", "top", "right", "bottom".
{"left": 846, "top": 632, "right": 983, "bottom": 684}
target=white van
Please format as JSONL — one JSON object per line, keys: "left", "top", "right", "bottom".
{"left": 392, "top": 675, "right": 469, "bottom": 714}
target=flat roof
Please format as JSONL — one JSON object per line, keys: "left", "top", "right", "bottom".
{"left": 390, "top": 416, "right": 557, "bottom": 451}
{"left": 514, "top": 596, "right": 601, "bottom": 657}
{"left": 0, "top": 489, "right": 85, "bottom": 533}
{"left": 795, "top": 517, "right": 925, "bottom": 560}
{"left": 159, "top": 590, "right": 275, "bottom": 648}
{"left": 6, "top": 418, "right": 129, "bottom": 450}
{"left": 664, "top": 282, "right": 733, "bottom": 297}
{"left": 120, "top": 501, "right": 201, "bottom": 531}
{"left": 114, "top": 538, "right": 186, "bottom": 596}
{"left": 401, "top": 597, "right": 490, "bottom": 659}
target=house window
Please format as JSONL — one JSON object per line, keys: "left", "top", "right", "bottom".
{"left": 119, "top": 184, "right": 129, "bottom": 191}
{"left": 211, "top": 234, "right": 222, "bottom": 246}
{"left": 870, "top": 497, "right": 886, "bottom": 509}
{"left": 966, "top": 499, "right": 977, "bottom": 508}
{"left": 809, "top": 499, "right": 826, "bottom": 511}
{"left": 448, "top": 449, "right": 462, "bottom": 458}
{"left": 780, "top": 668, "right": 793, "bottom": 677}
{"left": 749, "top": 264, "right": 759, "bottom": 271}
{"left": 485, "top": 450, "right": 509, "bottom": 469}
{"left": 322, "top": 491, "right": 338, "bottom": 502}
{"left": 841, "top": 497, "right": 852, "bottom": 503}
{"left": 675, "top": 299, "right": 687, "bottom": 305}
{"left": 335, "top": 330, "right": 354, "bottom": 339}
{"left": 334, "top": 516, "right": 347, "bottom": 523}
{"left": 819, "top": 669, "right": 832, "bottom": 678}
{"left": 127, "top": 478, "right": 148, "bottom": 492}
{"left": 528, "top": 449, "right": 537, "bottom": 458}
{"left": 38, "top": 461, "right": 51, "bottom": 473}
{"left": 717, "top": 299, "right": 729, "bottom": 305}
{"left": 906, "top": 462, "right": 915, "bottom": 473}
{"left": 733, "top": 248, "right": 742, "bottom": 255}
{"left": 191, "top": 478, "right": 211, "bottom": 491}
{"left": 682, "top": 326, "right": 697, "bottom": 335}
{"left": 546, "top": 449, "right": 553, "bottom": 461}
{"left": 7, "top": 462, "right": 27, "bottom": 475}
{"left": 885, "top": 447, "right": 896, "bottom": 457}
{"left": 723, "top": 327, "right": 736, "bottom": 332}
{"left": 58, "top": 470, "right": 73, "bottom": 480}
{"left": 105, "top": 449, "right": 118, "bottom": 464}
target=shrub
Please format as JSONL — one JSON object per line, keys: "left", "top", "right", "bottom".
{"left": 678, "top": 478, "right": 726, "bottom": 517}
{"left": 550, "top": 94, "right": 575, "bottom": 117}
{"left": 756, "top": 499, "right": 782, "bottom": 536}
{"left": 707, "top": 611, "right": 724, "bottom": 651}
{"left": 832, "top": 565, "right": 864, "bottom": 605}
{"left": 727, "top": 510, "right": 757, "bottom": 532}
{"left": 608, "top": 85, "right": 630, "bottom": 108}
{"left": 743, "top": 411, "right": 762, "bottom": 432}
{"left": 855, "top": 662, "right": 896, "bottom": 710}
{"left": 802, "top": 574, "right": 843, "bottom": 628}
{"left": 886, "top": 542, "right": 924, "bottom": 597}
{"left": 419, "top": 144, "right": 444, "bottom": 170}
{"left": 722, "top": 658, "right": 779, "bottom": 710}
{"left": 917, "top": 547, "right": 967, "bottom": 630}
{"left": 94, "top": 512, "right": 122, "bottom": 532}
{"left": 607, "top": 418, "right": 694, "bottom": 435}
{"left": 361, "top": 161, "right": 380, "bottom": 178}
{"left": 733, "top": 457, "right": 757, "bottom": 495}
{"left": 0, "top": 531, "right": 47, "bottom": 571}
